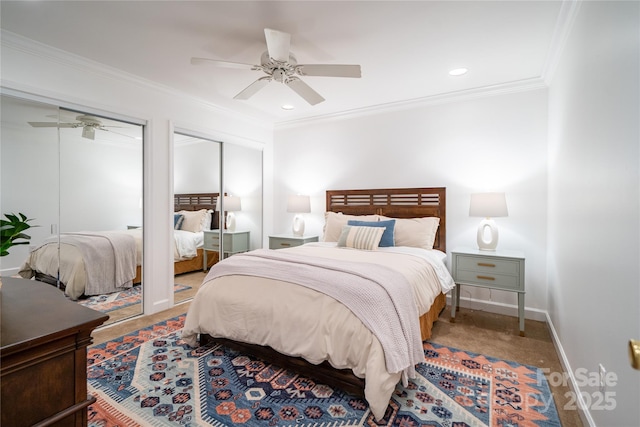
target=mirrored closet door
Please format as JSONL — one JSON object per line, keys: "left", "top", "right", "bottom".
{"left": 172, "top": 132, "right": 263, "bottom": 304}
{"left": 173, "top": 132, "right": 222, "bottom": 304}
{"left": 0, "top": 94, "right": 144, "bottom": 326}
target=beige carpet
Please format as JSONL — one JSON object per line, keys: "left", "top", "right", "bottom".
{"left": 91, "top": 291, "right": 583, "bottom": 427}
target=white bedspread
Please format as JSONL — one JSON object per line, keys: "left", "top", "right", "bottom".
{"left": 173, "top": 230, "right": 204, "bottom": 260}
{"left": 207, "top": 249, "right": 424, "bottom": 380}
{"left": 181, "top": 243, "right": 454, "bottom": 421}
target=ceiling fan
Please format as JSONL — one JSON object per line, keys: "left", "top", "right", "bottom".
{"left": 191, "top": 28, "right": 361, "bottom": 106}
{"left": 28, "top": 114, "right": 129, "bottom": 140}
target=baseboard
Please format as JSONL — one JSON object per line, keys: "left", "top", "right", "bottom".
{"left": 544, "top": 313, "right": 595, "bottom": 427}
{"left": 445, "top": 294, "right": 547, "bottom": 322}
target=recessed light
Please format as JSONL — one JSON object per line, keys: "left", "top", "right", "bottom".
{"left": 449, "top": 68, "right": 468, "bottom": 76}
{"left": 281, "top": 104, "right": 295, "bottom": 110}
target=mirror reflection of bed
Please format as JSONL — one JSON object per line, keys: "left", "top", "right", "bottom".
{"left": 171, "top": 192, "right": 222, "bottom": 307}
{"left": 19, "top": 193, "right": 223, "bottom": 325}
{"left": 1, "top": 98, "right": 145, "bottom": 327}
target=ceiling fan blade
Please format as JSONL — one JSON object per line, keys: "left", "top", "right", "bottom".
{"left": 82, "top": 126, "right": 95, "bottom": 140}
{"left": 285, "top": 77, "right": 325, "bottom": 105}
{"left": 264, "top": 28, "right": 290, "bottom": 62}
{"left": 297, "top": 64, "right": 362, "bottom": 78}
{"left": 233, "top": 77, "right": 272, "bottom": 100}
{"left": 190, "top": 57, "right": 255, "bottom": 70}
{"left": 28, "top": 122, "right": 77, "bottom": 128}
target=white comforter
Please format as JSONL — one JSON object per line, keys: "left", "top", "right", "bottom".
{"left": 182, "top": 242, "right": 454, "bottom": 421}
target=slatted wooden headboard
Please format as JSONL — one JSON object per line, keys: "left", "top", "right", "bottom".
{"left": 174, "top": 193, "right": 219, "bottom": 211}
{"left": 174, "top": 193, "right": 220, "bottom": 229}
{"left": 326, "top": 187, "right": 446, "bottom": 252}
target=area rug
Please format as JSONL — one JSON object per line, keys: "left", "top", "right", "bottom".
{"left": 78, "top": 284, "right": 191, "bottom": 313}
{"left": 87, "top": 316, "right": 561, "bottom": 427}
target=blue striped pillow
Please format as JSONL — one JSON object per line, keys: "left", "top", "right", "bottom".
{"left": 347, "top": 219, "right": 396, "bottom": 247}
{"left": 337, "top": 225, "right": 384, "bottom": 250}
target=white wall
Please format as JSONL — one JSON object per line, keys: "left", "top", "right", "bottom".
{"left": 547, "top": 1, "right": 640, "bottom": 425}
{"left": 273, "top": 89, "right": 549, "bottom": 316}
{"left": 1, "top": 32, "right": 272, "bottom": 313}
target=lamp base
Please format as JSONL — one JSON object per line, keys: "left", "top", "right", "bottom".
{"left": 226, "top": 212, "right": 236, "bottom": 232}
{"left": 477, "top": 218, "right": 499, "bottom": 251}
{"left": 292, "top": 214, "right": 305, "bottom": 237}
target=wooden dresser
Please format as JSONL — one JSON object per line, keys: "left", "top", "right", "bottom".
{"left": 1, "top": 277, "right": 108, "bottom": 426}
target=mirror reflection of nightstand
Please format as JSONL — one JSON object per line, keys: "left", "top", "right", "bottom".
{"left": 269, "top": 234, "right": 319, "bottom": 249}
{"left": 202, "top": 230, "right": 250, "bottom": 270}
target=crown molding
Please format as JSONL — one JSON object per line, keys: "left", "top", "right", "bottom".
{"left": 275, "top": 77, "right": 548, "bottom": 130}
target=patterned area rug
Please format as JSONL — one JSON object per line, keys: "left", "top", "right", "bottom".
{"left": 78, "top": 284, "right": 191, "bottom": 313}
{"left": 87, "top": 316, "right": 561, "bottom": 427}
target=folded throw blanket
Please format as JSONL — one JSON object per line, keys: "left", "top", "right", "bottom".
{"left": 57, "top": 232, "right": 136, "bottom": 295}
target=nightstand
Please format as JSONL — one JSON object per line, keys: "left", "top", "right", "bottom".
{"left": 202, "top": 230, "right": 250, "bottom": 269}
{"left": 269, "top": 234, "right": 319, "bottom": 249}
{"left": 450, "top": 247, "right": 526, "bottom": 336}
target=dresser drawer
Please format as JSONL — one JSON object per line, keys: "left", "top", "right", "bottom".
{"left": 456, "top": 255, "right": 520, "bottom": 276}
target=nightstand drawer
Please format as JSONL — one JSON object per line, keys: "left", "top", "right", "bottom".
{"left": 203, "top": 231, "right": 219, "bottom": 249}
{"left": 455, "top": 269, "right": 521, "bottom": 291}
{"left": 271, "top": 237, "right": 295, "bottom": 249}
{"left": 269, "top": 235, "right": 319, "bottom": 249}
{"left": 456, "top": 256, "right": 520, "bottom": 276}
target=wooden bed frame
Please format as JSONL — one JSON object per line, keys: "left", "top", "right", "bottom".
{"left": 173, "top": 192, "right": 221, "bottom": 274}
{"left": 205, "top": 187, "right": 447, "bottom": 396}
{"left": 326, "top": 187, "right": 447, "bottom": 340}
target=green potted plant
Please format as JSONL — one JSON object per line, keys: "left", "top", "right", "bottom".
{"left": 1, "top": 212, "right": 36, "bottom": 257}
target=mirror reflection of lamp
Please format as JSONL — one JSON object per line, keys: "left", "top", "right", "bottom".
{"left": 287, "top": 195, "right": 311, "bottom": 237}
{"left": 469, "top": 192, "right": 508, "bottom": 251}
{"left": 216, "top": 196, "right": 242, "bottom": 232}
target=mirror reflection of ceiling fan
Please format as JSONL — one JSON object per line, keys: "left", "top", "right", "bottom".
{"left": 191, "top": 28, "right": 362, "bottom": 106}
{"left": 28, "top": 114, "right": 130, "bottom": 140}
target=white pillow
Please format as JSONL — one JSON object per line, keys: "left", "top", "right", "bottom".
{"left": 337, "top": 225, "right": 384, "bottom": 250}
{"left": 380, "top": 216, "right": 440, "bottom": 249}
{"left": 178, "top": 209, "right": 209, "bottom": 233}
{"left": 322, "top": 212, "right": 380, "bottom": 242}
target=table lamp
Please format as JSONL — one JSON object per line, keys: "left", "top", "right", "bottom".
{"left": 216, "top": 195, "right": 242, "bottom": 232}
{"left": 287, "top": 195, "right": 311, "bottom": 237}
{"left": 469, "top": 192, "right": 508, "bottom": 251}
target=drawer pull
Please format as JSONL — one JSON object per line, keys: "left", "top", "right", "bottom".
{"left": 280, "top": 243, "right": 291, "bottom": 247}
{"left": 477, "top": 275, "right": 495, "bottom": 281}
{"left": 477, "top": 262, "right": 496, "bottom": 268}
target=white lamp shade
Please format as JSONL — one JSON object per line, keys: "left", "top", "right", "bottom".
{"left": 287, "top": 195, "right": 311, "bottom": 213}
{"left": 215, "top": 195, "right": 242, "bottom": 212}
{"left": 469, "top": 192, "right": 508, "bottom": 218}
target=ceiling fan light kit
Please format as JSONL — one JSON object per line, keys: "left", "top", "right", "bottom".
{"left": 191, "top": 28, "right": 361, "bottom": 106}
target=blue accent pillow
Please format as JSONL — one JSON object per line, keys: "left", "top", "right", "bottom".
{"left": 347, "top": 219, "right": 395, "bottom": 247}
{"left": 174, "top": 213, "right": 184, "bottom": 230}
